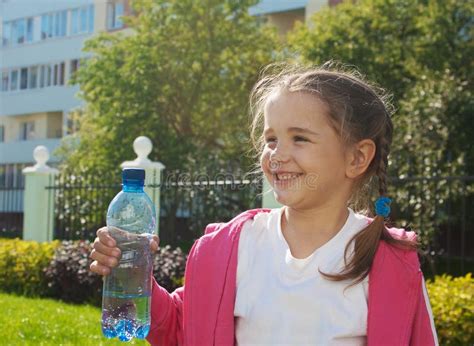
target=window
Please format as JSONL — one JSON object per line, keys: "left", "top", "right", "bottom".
{"left": 60, "top": 10, "right": 67, "bottom": 36}
{"left": 29, "top": 66, "right": 38, "bottom": 89}
{"left": 46, "top": 65, "right": 52, "bottom": 86}
{"left": 41, "top": 14, "right": 50, "bottom": 39}
{"left": 41, "top": 10, "right": 67, "bottom": 40}
{"left": 39, "top": 66, "right": 46, "bottom": 88}
{"left": 0, "top": 125, "right": 4, "bottom": 142}
{"left": 20, "top": 121, "right": 35, "bottom": 141}
{"left": 26, "top": 18, "right": 34, "bottom": 42}
{"left": 10, "top": 70, "right": 18, "bottom": 91}
{"left": 70, "top": 59, "right": 80, "bottom": 78}
{"left": 108, "top": 2, "right": 124, "bottom": 30}
{"left": 13, "top": 19, "right": 26, "bottom": 45}
{"left": 1, "top": 71, "right": 9, "bottom": 92}
{"left": 71, "top": 9, "right": 79, "bottom": 34}
{"left": 20, "top": 68, "right": 28, "bottom": 90}
{"left": 71, "top": 5, "right": 94, "bottom": 35}
{"left": 2, "top": 22, "right": 11, "bottom": 46}
{"left": 88, "top": 5, "right": 94, "bottom": 32}
{"left": 59, "top": 62, "right": 65, "bottom": 85}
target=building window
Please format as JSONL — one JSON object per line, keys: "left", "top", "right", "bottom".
{"left": 2, "top": 22, "right": 11, "bottom": 46}
{"left": 29, "top": 66, "right": 38, "bottom": 89}
{"left": 11, "top": 19, "right": 26, "bottom": 45}
{"left": 0, "top": 125, "right": 4, "bottom": 142}
{"left": 20, "top": 68, "right": 28, "bottom": 90}
{"left": 107, "top": 2, "right": 124, "bottom": 30}
{"left": 59, "top": 62, "right": 65, "bottom": 85}
{"left": 71, "top": 5, "right": 94, "bottom": 35}
{"left": 19, "top": 121, "right": 35, "bottom": 141}
{"left": 26, "top": 18, "right": 34, "bottom": 42}
{"left": 1, "top": 71, "right": 9, "bottom": 92}
{"left": 70, "top": 59, "right": 80, "bottom": 79}
{"left": 10, "top": 70, "right": 18, "bottom": 91}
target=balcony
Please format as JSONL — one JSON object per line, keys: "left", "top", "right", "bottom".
{"left": 0, "top": 85, "right": 82, "bottom": 117}
{"left": 0, "top": 138, "right": 62, "bottom": 164}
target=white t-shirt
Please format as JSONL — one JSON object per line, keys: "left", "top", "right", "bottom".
{"left": 234, "top": 207, "right": 370, "bottom": 346}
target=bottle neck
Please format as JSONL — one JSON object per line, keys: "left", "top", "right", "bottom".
{"left": 122, "top": 180, "right": 144, "bottom": 192}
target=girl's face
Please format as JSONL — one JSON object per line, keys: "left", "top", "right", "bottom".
{"left": 260, "top": 90, "right": 353, "bottom": 210}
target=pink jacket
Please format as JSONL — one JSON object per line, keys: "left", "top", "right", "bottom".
{"left": 146, "top": 208, "right": 438, "bottom": 345}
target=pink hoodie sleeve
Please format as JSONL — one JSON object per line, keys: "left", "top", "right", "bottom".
{"left": 146, "top": 278, "right": 185, "bottom": 346}
{"left": 410, "top": 273, "right": 439, "bottom": 345}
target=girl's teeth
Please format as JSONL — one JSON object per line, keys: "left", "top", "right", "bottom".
{"left": 277, "top": 174, "right": 301, "bottom": 180}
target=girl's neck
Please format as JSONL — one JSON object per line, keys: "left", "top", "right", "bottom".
{"left": 281, "top": 204, "right": 350, "bottom": 259}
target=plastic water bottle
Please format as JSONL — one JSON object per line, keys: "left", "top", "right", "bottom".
{"left": 101, "top": 168, "right": 156, "bottom": 341}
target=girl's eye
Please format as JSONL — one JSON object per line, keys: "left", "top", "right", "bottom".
{"left": 294, "top": 136, "right": 308, "bottom": 142}
{"left": 265, "top": 137, "right": 276, "bottom": 143}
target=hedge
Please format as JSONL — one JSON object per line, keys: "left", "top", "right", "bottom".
{"left": 0, "top": 238, "right": 472, "bottom": 344}
{"left": 0, "top": 238, "right": 186, "bottom": 306}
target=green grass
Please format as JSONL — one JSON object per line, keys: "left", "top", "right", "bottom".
{"left": 0, "top": 292, "right": 148, "bottom": 345}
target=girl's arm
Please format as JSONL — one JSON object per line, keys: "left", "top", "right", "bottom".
{"left": 146, "top": 278, "right": 184, "bottom": 346}
{"left": 410, "top": 273, "right": 439, "bottom": 346}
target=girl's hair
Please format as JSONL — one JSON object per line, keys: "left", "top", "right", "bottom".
{"left": 248, "top": 62, "right": 418, "bottom": 286}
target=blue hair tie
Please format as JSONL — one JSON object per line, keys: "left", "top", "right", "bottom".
{"left": 375, "top": 196, "right": 391, "bottom": 218}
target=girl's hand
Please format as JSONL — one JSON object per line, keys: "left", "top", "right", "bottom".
{"left": 89, "top": 227, "right": 160, "bottom": 276}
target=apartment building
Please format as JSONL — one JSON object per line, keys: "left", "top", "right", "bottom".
{"left": 250, "top": 0, "right": 343, "bottom": 37}
{"left": 0, "top": 0, "right": 130, "bottom": 190}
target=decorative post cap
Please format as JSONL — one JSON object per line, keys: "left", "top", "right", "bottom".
{"left": 23, "top": 145, "right": 59, "bottom": 174}
{"left": 121, "top": 136, "right": 165, "bottom": 170}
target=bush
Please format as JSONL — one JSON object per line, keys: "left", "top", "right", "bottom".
{"left": 427, "top": 273, "right": 474, "bottom": 345}
{"left": 44, "top": 240, "right": 103, "bottom": 305}
{"left": 43, "top": 240, "right": 187, "bottom": 305}
{"left": 153, "top": 245, "right": 187, "bottom": 292}
{"left": 0, "top": 238, "right": 59, "bottom": 296}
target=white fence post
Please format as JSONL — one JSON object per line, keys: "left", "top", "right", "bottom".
{"left": 121, "top": 136, "right": 165, "bottom": 235}
{"left": 22, "top": 146, "right": 58, "bottom": 242}
{"left": 262, "top": 178, "right": 282, "bottom": 209}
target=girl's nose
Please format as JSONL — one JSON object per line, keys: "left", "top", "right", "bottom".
{"left": 269, "top": 146, "right": 290, "bottom": 163}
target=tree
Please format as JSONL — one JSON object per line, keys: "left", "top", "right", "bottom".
{"left": 56, "top": 0, "right": 279, "bottom": 243}
{"left": 61, "top": 0, "right": 278, "bottom": 175}
{"left": 288, "top": 0, "right": 473, "bottom": 262}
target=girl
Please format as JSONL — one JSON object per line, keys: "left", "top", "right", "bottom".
{"left": 90, "top": 63, "right": 438, "bottom": 345}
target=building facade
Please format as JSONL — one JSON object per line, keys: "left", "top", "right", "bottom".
{"left": 0, "top": 0, "right": 130, "bottom": 190}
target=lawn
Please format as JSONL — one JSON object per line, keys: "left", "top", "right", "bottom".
{"left": 0, "top": 292, "right": 148, "bottom": 345}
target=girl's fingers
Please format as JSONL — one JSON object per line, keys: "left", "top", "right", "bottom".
{"left": 90, "top": 260, "right": 111, "bottom": 276}
{"left": 93, "top": 236, "right": 121, "bottom": 258}
{"left": 150, "top": 235, "right": 160, "bottom": 253}
{"left": 96, "top": 227, "right": 116, "bottom": 247}
{"left": 90, "top": 248, "right": 119, "bottom": 268}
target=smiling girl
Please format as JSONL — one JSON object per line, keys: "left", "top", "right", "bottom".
{"left": 90, "top": 63, "right": 438, "bottom": 345}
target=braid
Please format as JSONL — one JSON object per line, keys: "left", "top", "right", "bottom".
{"left": 376, "top": 114, "right": 393, "bottom": 197}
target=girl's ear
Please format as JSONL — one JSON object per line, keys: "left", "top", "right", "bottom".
{"left": 345, "top": 139, "right": 376, "bottom": 179}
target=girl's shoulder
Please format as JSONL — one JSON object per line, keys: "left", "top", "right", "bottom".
{"left": 203, "top": 208, "right": 273, "bottom": 236}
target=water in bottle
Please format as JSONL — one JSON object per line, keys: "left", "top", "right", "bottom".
{"left": 101, "top": 168, "right": 156, "bottom": 341}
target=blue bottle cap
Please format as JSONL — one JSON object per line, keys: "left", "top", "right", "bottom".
{"left": 122, "top": 168, "right": 145, "bottom": 182}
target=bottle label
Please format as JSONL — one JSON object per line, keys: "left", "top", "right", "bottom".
{"left": 118, "top": 250, "right": 138, "bottom": 268}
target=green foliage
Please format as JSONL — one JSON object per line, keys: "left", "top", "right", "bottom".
{"left": 427, "top": 273, "right": 474, "bottom": 345}
{"left": 288, "top": 0, "right": 473, "bottom": 249}
{"left": 0, "top": 292, "right": 147, "bottom": 345}
{"left": 61, "top": 0, "right": 279, "bottom": 175}
{"left": 0, "top": 239, "right": 59, "bottom": 296}
{"left": 44, "top": 240, "right": 103, "bottom": 305}
{"left": 0, "top": 238, "right": 186, "bottom": 306}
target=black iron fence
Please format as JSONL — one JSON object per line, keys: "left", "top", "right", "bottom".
{"left": 0, "top": 186, "right": 24, "bottom": 238}
{"left": 46, "top": 170, "right": 262, "bottom": 250}
{"left": 1, "top": 170, "right": 472, "bottom": 276}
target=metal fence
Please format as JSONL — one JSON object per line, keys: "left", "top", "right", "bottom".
{"left": 45, "top": 170, "right": 262, "bottom": 249}
{"left": 1, "top": 170, "right": 472, "bottom": 276}
{"left": 0, "top": 186, "right": 24, "bottom": 238}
